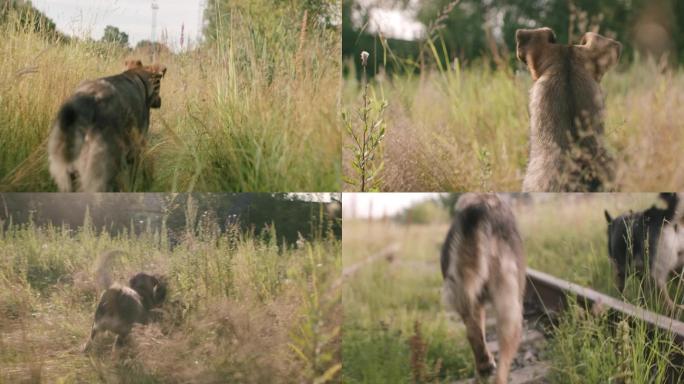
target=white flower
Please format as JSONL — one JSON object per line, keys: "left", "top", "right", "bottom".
{"left": 360, "top": 51, "right": 369, "bottom": 66}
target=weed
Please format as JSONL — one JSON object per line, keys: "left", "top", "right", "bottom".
{"left": 343, "top": 51, "right": 388, "bottom": 192}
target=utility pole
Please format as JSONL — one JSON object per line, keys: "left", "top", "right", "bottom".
{"left": 151, "top": 0, "right": 159, "bottom": 62}
{"left": 196, "top": 0, "right": 205, "bottom": 47}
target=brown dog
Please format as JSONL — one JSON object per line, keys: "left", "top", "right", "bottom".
{"left": 83, "top": 272, "right": 167, "bottom": 353}
{"left": 441, "top": 193, "right": 526, "bottom": 383}
{"left": 48, "top": 60, "right": 167, "bottom": 192}
{"left": 516, "top": 28, "right": 621, "bottom": 192}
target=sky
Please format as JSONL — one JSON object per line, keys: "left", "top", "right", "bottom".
{"left": 357, "top": 0, "right": 424, "bottom": 40}
{"left": 342, "top": 193, "right": 442, "bottom": 219}
{"left": 31, "top": 0, "right": 205, "bottom": 50}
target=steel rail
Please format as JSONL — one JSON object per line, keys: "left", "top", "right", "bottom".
{"left": 526, "top": 267, "right": 684, "bottom": 344}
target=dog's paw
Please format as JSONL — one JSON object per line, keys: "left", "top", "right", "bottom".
{"left": 476, "top": 358, "right": 496, "bottom": 377}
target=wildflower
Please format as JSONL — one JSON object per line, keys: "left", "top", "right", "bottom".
{"left": 360, "top": 51, "right": 369, "bottom": 67}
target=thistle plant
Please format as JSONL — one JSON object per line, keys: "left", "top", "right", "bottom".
{"left": 343, "top": 51, "right": 388, "bottom": 192}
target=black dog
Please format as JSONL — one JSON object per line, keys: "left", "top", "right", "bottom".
{"left": 84, "top": 272, "right": 166, "bottom": 353}
{"left": 604, "top": 193, "right": 682, "bottom": 311}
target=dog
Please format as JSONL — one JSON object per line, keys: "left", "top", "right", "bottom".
{"left": 516, "top": 27, "right": 621, "bottom": 192}
{"left": 48, "top": 60, "right": 166, "bottom": 192}
{"left": 604, "top": 193, "right": 684, "bottom": 312}
{"left": 441, "top": 193, "right": 526, "bottom": 384}
{"left": 83, "top": 251, "right": 167, "bottom": 353}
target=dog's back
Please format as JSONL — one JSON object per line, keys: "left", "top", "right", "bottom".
{"left": 442, "top": 193, "right": 525, "bottom": 384}
{"left": 94, "top": 284, "right": 145, "bottom": 336}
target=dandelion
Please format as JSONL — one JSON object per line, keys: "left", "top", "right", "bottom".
{"left": 360, "top": 51, "right": 369, "bottom": 67}
{"left": 343, "top": 50, "right": 387, "bottom": 191}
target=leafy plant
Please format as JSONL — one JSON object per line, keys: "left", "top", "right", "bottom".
{"left": 343, "top": 51, "right": 388, "bottom": 192}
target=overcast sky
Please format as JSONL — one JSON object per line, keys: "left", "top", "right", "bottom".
{"left": 342, "top": 193, "right": 442, "bottom": 219}
{"left": 32, "top": 0, "right": 205, "bottom": 50}
{"left": 358, "top": 0, "right": 424, "bottom": 40}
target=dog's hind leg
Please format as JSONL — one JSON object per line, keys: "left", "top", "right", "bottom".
{"left": 460, "top": 300, "right": 496, "bottom": 378}
{"left": 82, "top": 324, "right": 99, "bottom": 353}
{"left": 111, "top": 332, "right": 130, "bottom": 358}
{"left": 491, "top": 259, "right": 524, "bottom": 384}
{"left": 77, "top": 136, "right": 116, "bottom": 192}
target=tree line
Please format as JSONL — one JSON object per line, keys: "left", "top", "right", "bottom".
{"left": 344, "top": 0, "right": 684, "bottom": 77}
{"left": 0, "top": 193, "right": 341, "bottom": 246}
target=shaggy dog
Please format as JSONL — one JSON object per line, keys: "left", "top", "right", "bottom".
{"left": 604, "top": 193, "right": 684, "bottom": 311}
{"left": 516, "top": 27, "right": 621, "bottom": 191}
{"left": 83, "top": 252, "right": 166, "bottom": 353}
{"left": 48, "top": 60, "right": 166, "bottom": 192}
{"left": 441, "top": 193, "right": 526, "bottom": 384}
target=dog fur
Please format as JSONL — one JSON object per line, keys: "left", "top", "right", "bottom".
{"left": 604, "top": 193, "right": 684, "bottom": 312}
{"left": 441, "top": 193, "right": 526, "bottom": 384}
{"left": 83, "top": 251, "right": 167, "bottom": 353}
{"left": 48, "top": 60, "right": 166, "bottom": 192}
{"left": 516, "top": 27, "right": 621, "bottom": 192}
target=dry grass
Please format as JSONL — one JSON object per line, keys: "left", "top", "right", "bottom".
{"left": 0, "top": 5, "right": 340, "bottom": 192}
{"left": 0, "top": 218, "right": 341, "bottom": 383}
{"left": 343, "top": 61, "right": 684, "bottom": 191}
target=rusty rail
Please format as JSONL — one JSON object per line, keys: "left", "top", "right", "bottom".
{"left": 525, "top": 268, "right": 684, "bottom": 344}
{"left": 333, "top": 242, "right": 400, "bottom": 289}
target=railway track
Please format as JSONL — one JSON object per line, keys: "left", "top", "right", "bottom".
{"left": 454, "top": 268, "right": 684, "bottom": 383}
{"left": 343, "top": 244, "right": 684, "bottom": 383}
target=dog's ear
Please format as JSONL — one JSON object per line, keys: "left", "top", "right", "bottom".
{"left": 516, "top": 27, "right": 557, "bottom": 80}
{"left": 575, "top": 32, "right": 621, "bottom": 81}
{"left": 125, "top": 59, "right": 143, "bottom": 70}
{"left": 152, "top": 275, "right": 167, "bottom": 304}
{"left": 604, "top": 210, "right": 612, "bottom": 223}
{"left": 146, "top": 63, "right": 167, "bottom": 78}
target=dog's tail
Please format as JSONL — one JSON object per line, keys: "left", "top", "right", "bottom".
{"left": 94, "top": 250, "right": 126, "bottom": 290}
{"left": 48, "top": 96, "right": 97, "bottom": 191}
{"left": 55, "top": 96, "right": 97, "bottom": 162}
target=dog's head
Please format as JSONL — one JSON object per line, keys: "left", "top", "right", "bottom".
{"left": 516, "top": 28, "right": 621, "bottom": 82}
{"left": 129, "top": 273, "right": 167, "bottom": 310}
{"left": 124, "top": 59, "right": 167, "bottom": 109}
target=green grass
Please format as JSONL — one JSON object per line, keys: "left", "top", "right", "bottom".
{"left": 549, "top": 297, "right": 684, "bottom": 383}
{"left": 342, "top": 194, "right": 684, "bottom": 383}
{"left": 342, "top": 220, "right": 472, "bottom": 383}
{"left": 0, "top": 216, "right": 341, "bottom": 383}
{"left": 0, "top": 4, "right": 340, "bottom": 192}
{"left": 342, "top": 60, "right": 684, "bottom": 191}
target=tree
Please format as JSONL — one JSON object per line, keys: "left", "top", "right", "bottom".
{"left": 101, "top": 25, "right": 129, "bottom": 46}
{"left": 135, "top": 39, "right": 171, "bottom": 57}
{"left": 1, "top": 0, "right": 65, "bottom": 41}
{"left": 203, "top": 0, "right": 337, "bottom": 43}
{"left": 344, "top": 0, "right": 684, "bottom": 73}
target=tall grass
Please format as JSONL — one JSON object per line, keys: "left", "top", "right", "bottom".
{"left": 0, "top": 213, "right": 341, "bottom": 382}
{"left": 0, "top": 4, "right": 340, "bottom": 191}
{"left": 342, "top": 220, "right": 472, "bottom": 383}
{"left": 342, "top": 194, "right": 684, "bottom": 382}
{"left": 549, "top": 297, "right": 684, "bottom": 383}
{"left": 342, "top": 57, "right": 684, "bottom": 191}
